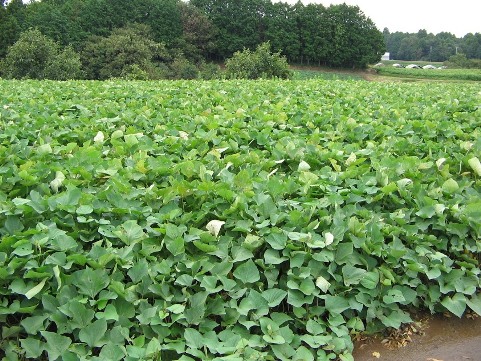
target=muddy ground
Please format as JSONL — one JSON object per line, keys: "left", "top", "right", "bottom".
{"left": 352, "top": 315, "right": 481, "bottom": 361}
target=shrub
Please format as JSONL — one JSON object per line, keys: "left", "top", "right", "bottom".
{"left": 198, "top": 61, "right": 220, "bottom": 80}
{"left": 169, "top": 56, "right": 199, "bottom": 79}
{"left": 81, "top": 24, "right": 169, "bottom": 80}
{"left": 44, "top": 46, "right": 84, "bottom": 80}
{"left": 120, "top": 64, "right": 150, "bottom": 80}
{"left": 1, "top": 29, "right": 55, "bottom": 79}
{"left": 225, "top": 42, "right": 292, "bottom": 79}
{"left": 445, "top": 54, "right": 481, "bottom": 69}
{"left": 0, "top": 29, "right": 82, "bottom": 80}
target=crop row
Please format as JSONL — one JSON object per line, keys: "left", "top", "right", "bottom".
{"left": 375, "top": 67, "right": 481, "bottom": 81}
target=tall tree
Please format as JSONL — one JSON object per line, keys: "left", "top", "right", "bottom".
{"left": 191, "top": 0, "right": 270, "bottom": 59}
{"left": 23, "top": 1, "right": 71, "bottom": 45}
{"left": 0, "top": 3, "right": 14, "bottom": 57}
{"left": 324, "top": 4, "right": 384, "bottom": 68}
{"left": 178, "top": 2, "right": 217, "bottom": 60}
{"left": 264, "top": 2, "right": 300, "bottom": 62}
{"left": 0, "top": 0, "right": 24, "bottom": 57}
{"left": 145, "top": 0, "right": 186, "bottom": 46}
{"left": 295, "top": 3, "right": 329, "bottom": 65}
{"left": 462, "top": 33, "right": 481, "bottom": 59}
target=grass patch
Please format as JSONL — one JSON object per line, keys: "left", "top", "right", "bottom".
{"left": 374, "top": 67, "right": 481, "bottom": 81}
{"left": 292, "top": 67, "right": 365, "bottom": 81}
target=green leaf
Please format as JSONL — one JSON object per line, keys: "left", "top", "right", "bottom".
{"left": 233, "top": 259, "right": 260, "bottom": 284}
{"left": 38, "top": 144, "right": 53, "bottom": 155}
{"left": 335, "top": 243, "right": 353, "bottom": 264}
{"left": 300, "top": 334, "right": 332, "bottom": 348}
{"left": 265, "top": 232, "right": 287, "bottom": 250}
{"left": 262, "top": 288, "right": 287, "bottom": 307}
{"left": 165, "top": 223, "right": 185, "bottom": 239}
{"left": 56, "top": 187, "right": 82, "bottom": 207}
{"left": 379, "top": 309, "right": 412, "bottom": 328}
{"left": 264, "top": 249, "right": 287, "bottom": 265}
{"left": 21, "top": 315, "right": 48, "bottom": 334}
{"left": 40, "top": 331, "right": 72, "bottom": 360}
{"left": 72, "top": 267, "right": 110, "bottom": 298}
{"left": 306, "top": 319, "right": 325, "bottom": 335}
{"left": 293, "top": 346, "right": 314, "bottom": 361}
{"left": 49, "top": 228, "right": 78, "bottom": 251}
{"left": 145, "top": 337, "right": 162, "bottom": 357}
{"left": 339, "top": 353, "right": 354, "bottom": 361}
{"left": 383, "top": 289, "right": 406, "bottom": 304}
{"left": 324, "top": 295, "right": 350, "bottom": 314}
{"left": 113, "top": 220, "right": 145, "bottom": 245}
{"left": 239, "top": 289, "right": 269, "bottom": 317}
{"left": 96, "top": 304, "right": 119, "bottom": 321}
{"left": 5, "top": 216, "right": 24, "bottom": 234}
{"left": 263, "top": 333, "right": 285, "bottom": 344}
{"left": 167, "top": 304, "right": 185, "bottom": 314}
{"left": 259, "top": 317, "right": 285, "bottom": 344}
{"left": 184, "top": 292, "right": 207, "bottom": 325}
{"left": 99, "top": 343, "right": 125, "bottom": 361}
{"left": 166, "top": 237, "right": 185, "bottom": 256}
{"left": 360, "top": 271, "right": 379, "bottom": 289}
{"left": 79, "top": 318, "right": 108, "bottom": 347}
{"left": 441, "top": 293, "right": 467, "bottom": 317}
{"left": 21, "top": 337, "right": 44, "bottom": 359}
{"left": 416, "top": 205, "right": 436, "bottom": 219}
{"left": 442, "top": 178, "right": 459, "bottom": 193}
{"left": 426, "top": 267, "right": 442, "bottom": 280}
{"left": 193, "top": 241, "right": 217, "bottom": 253}
{"left": 298, "top": 278, "right": 316, "bottom": 295}
{"left": 342, "top": 265, "right": 366, "bottom": 286}
{"left": 184, "top": 328, "right": 204, "bottom": 349}
{"left": 127, "top": 258, "right": 149, "bottom": 283}
{"left": 76, "top": 205, "right": 94, "bottom": 215}
{"left": 271, "top": 343, "right": 296, "bottom": 360}
{"left": 467, "top": 293, "right": 481, "bottom": 316}
{"left": 68, "top": 301, "right": 95, "bottom": 329}
{"left": 124, "top": 133, "right": 139, "bottom": 146}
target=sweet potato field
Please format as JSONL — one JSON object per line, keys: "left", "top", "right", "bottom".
{"left": 0, "top": 79, "right": 480, "bottom": 360}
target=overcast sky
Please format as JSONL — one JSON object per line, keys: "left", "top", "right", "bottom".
{"left": 274, "top": 0, "right": 480, "bottom": 37}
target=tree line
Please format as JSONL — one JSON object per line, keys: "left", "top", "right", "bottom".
{"left": 0, "top": 0, "right": 385, "bottom": 80}
{"left": 384, "top": 28, "right": 481, "bottom": 62}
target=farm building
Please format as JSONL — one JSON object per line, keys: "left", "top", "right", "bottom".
{"left": 381, "top": 52, "right": 390, "bottom": 60}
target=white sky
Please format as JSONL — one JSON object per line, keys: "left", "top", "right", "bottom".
{"left": 274, "top": 0, "right": 480, "bottom": 37}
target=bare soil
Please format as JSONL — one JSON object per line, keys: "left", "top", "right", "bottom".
{"left": 352, "top": 314, "right": 481, "bottom": 361}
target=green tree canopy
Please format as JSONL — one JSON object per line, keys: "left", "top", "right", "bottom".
{"left": 81, "top": 24, "right": 169, "bottom": 80}
{"left": 0, "top": 28, "right": 82, "bottom": 80}
{"left": 225, "top": 41, "right": 291, "bottom": 79}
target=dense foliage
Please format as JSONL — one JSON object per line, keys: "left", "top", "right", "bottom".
{"left": 191, "top": 0, "right": 384, "bottom": 68}
{"left": 444, "top": 54, "right": 481, "bottom": 69}
{"left": 225, "top": 42, "right": 291, "bottom": 79}
{"left": 1, "top": 79, "right": 481, "bottom": 360}
{"left": 0, "top": 0, "right": 384, "bottom": 77}
{"left": 0, "top": 28, "right": 82, "bottom": 80}
{"left": 80, "top": 24, "right": 170, "bottom": 80}
{"left": 384, "top": 28, "right": 481, "bottom": 62}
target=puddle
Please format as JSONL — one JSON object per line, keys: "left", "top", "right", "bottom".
{"left": 352, "top": 315, "right": 481, "bottom": 361}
